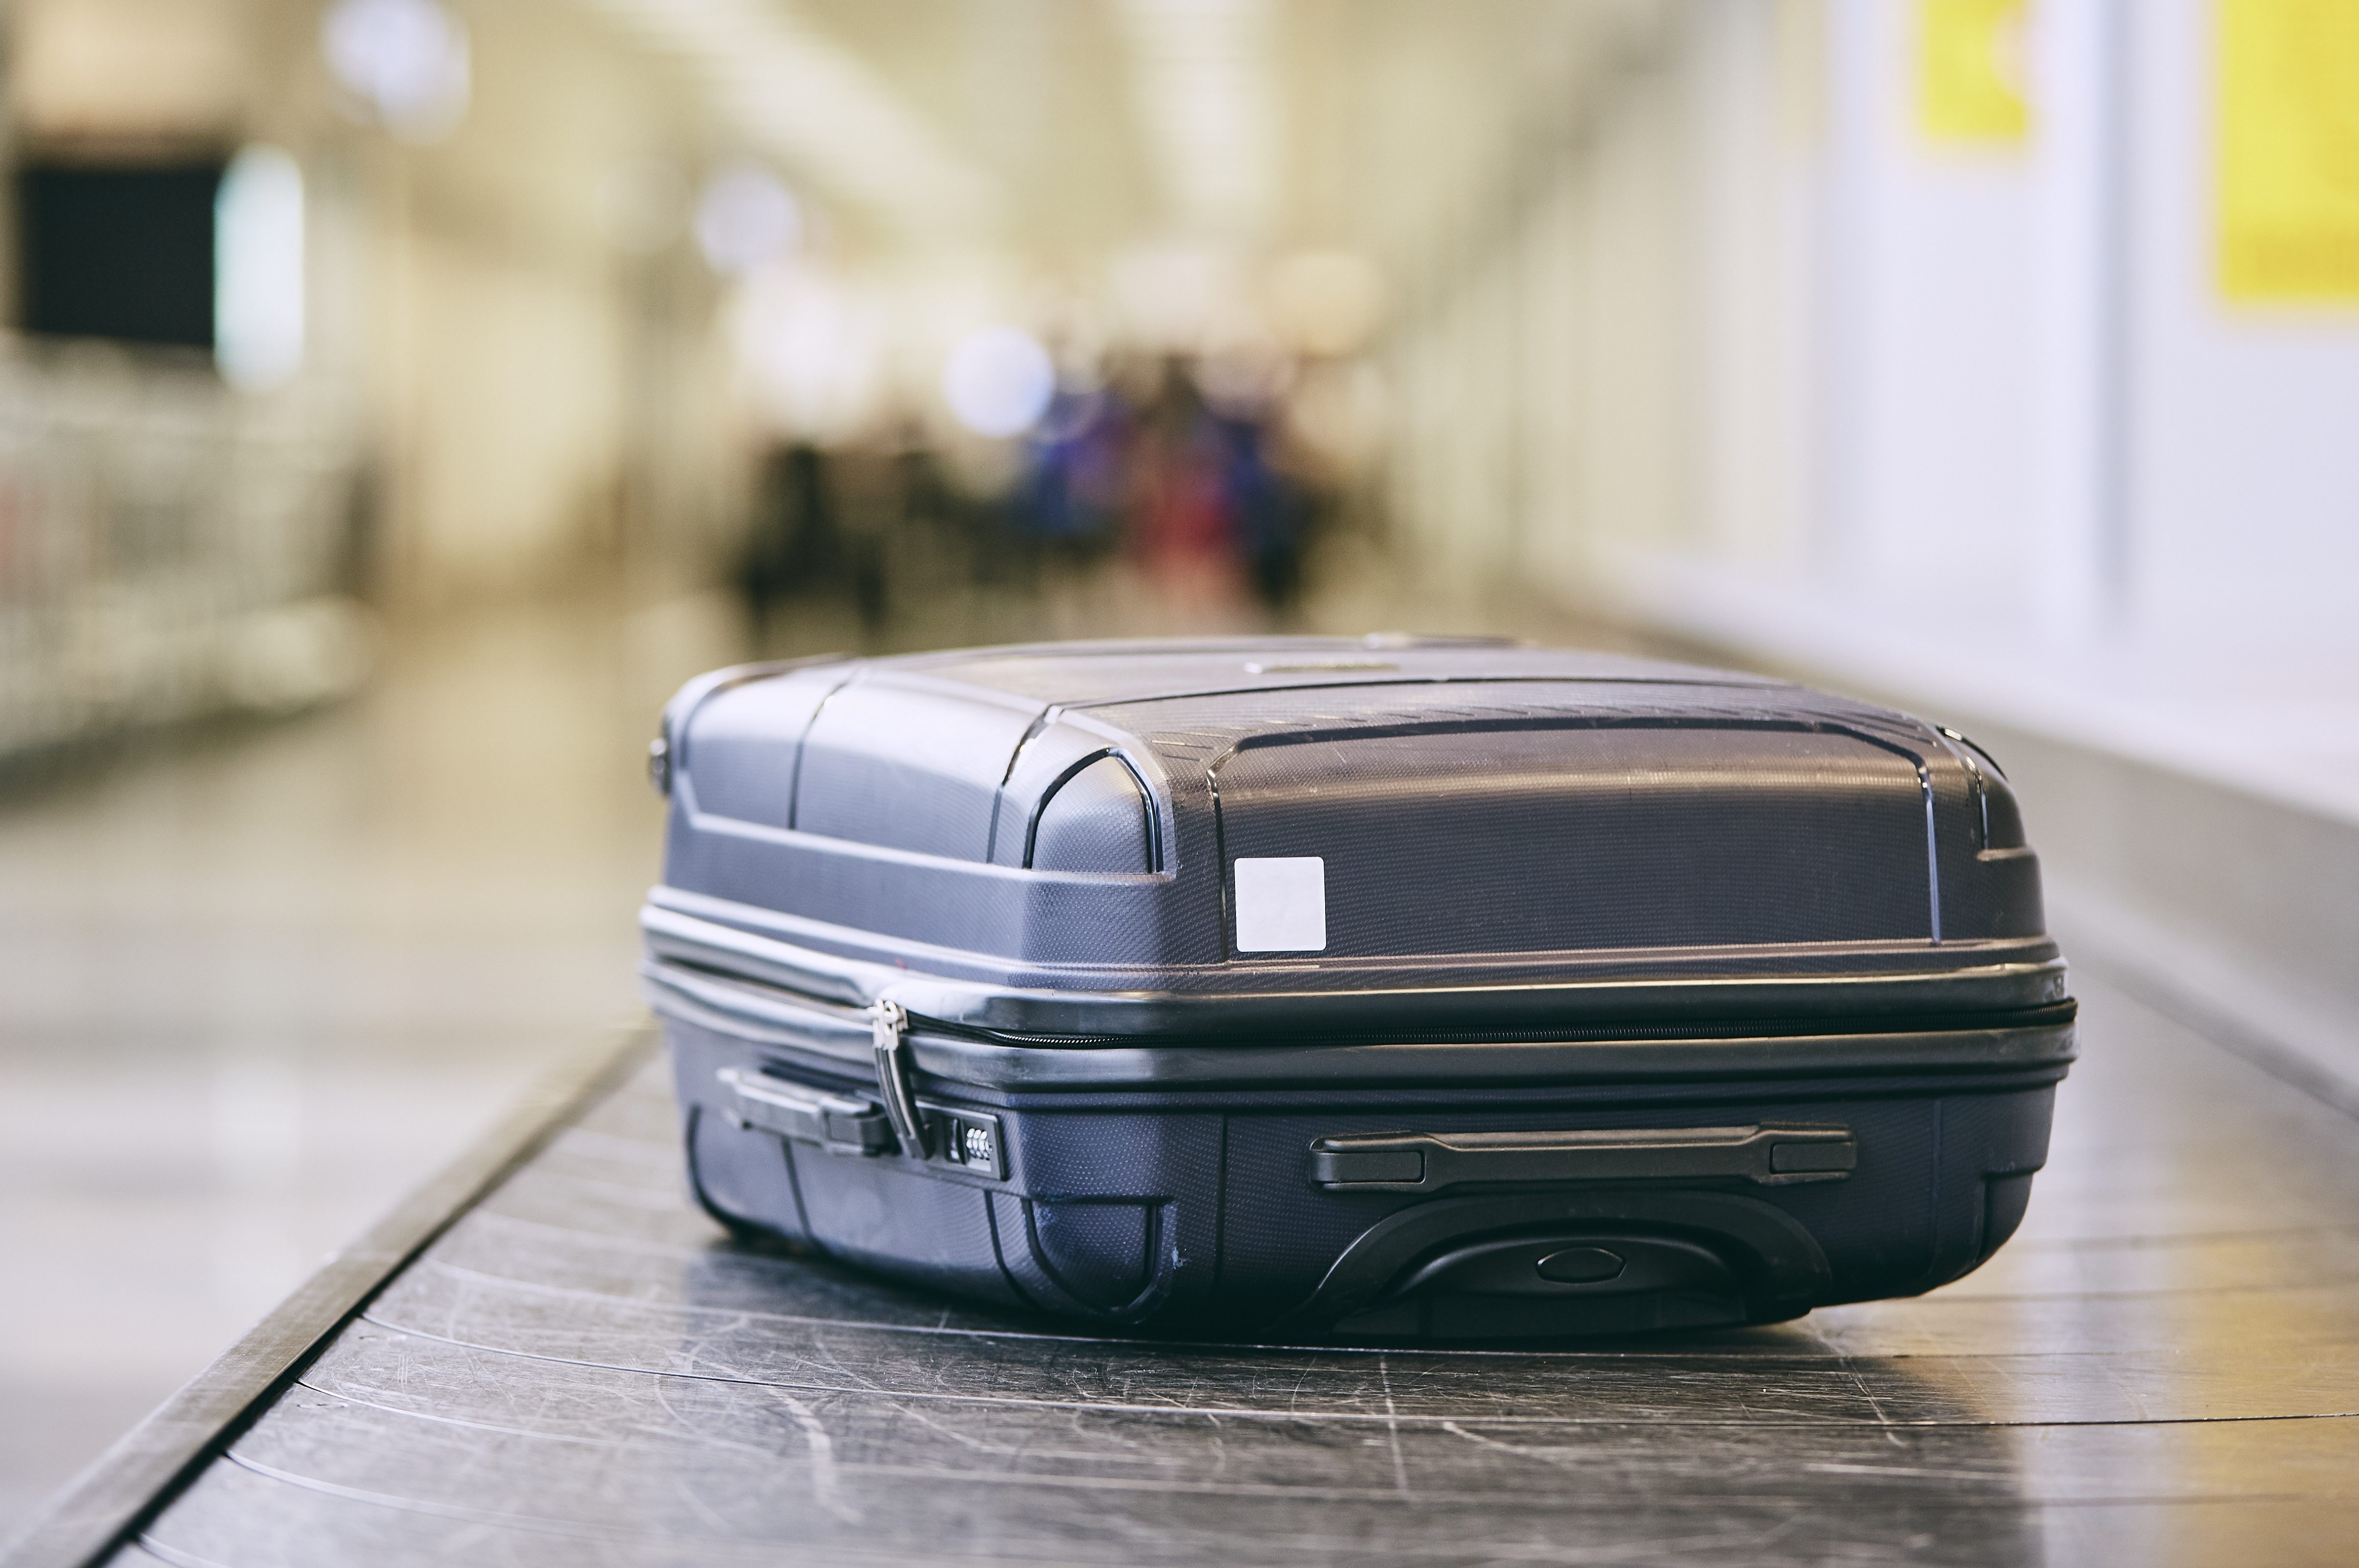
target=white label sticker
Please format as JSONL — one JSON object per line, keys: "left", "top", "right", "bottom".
{"left": 1233, "top": 856, "right": 1328, "bottom": 952}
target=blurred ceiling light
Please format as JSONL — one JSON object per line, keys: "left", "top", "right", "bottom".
{"left": 12, "top": 0, "right": 248, "bottom": 138}
{"left": 1117, "top": 0, "right": 1280, "bottom": 236}
{"left": 215, "top": 146, "right": 304, "bottom": 392}
{"left": 321, "top": 0, "right": 470, "bottom": 142}
{"left": 1266, "top": 251, "right": 1387, "bottom": 357}
{"left": 942, "top": 326, "right": 1056, "bottom": 438}
{"left": 577, "top": 0, "right": 998, "bottom": 238}
{"left": 1197, "top": 333, "right": 1291, "bottom": 417}
{"left": 696, "top": 163, "right": 802, "bottom": 275}
{"left": 597, "top": 157, "right": 691, "bottom": 254}
{"left": 1108, "top": 244, "right": 1244, "bottom": 350}
{"left": 1284, "top": 360, "right": 1388, "bottom": 477}
{"left": 732, "top": 265, "right": 886, "bottom": 442}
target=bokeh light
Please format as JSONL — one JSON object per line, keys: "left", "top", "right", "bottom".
{"left": 695, "top": 164, "right": 802, "bottom": 277}
{"left": 320, "top": 0, "right": 470, "bottom": 141}
{"left": 213, "top": 145, "right": 305, "bottom": 392}
{"left": 941, "top": 325, "right": 1056, "bottom": 438}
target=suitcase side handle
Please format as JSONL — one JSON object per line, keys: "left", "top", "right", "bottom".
{"left": 1308, "top": 1125, "right": 1856, "bottom": 1193}
{"left": 717, "top": 1066, "right": 894, "bottom": 1156}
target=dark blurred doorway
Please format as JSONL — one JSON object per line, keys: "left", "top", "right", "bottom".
{"left": 16, "top": 160, "right": 223, "bottom": 347}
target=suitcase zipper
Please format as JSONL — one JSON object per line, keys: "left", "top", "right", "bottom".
{"left": 869, "top": 999, "right": 931, "bottom": 1157}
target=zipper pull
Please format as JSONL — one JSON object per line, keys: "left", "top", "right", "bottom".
{"left": 868, "top": 999, "right": 929, "bottom": 1157}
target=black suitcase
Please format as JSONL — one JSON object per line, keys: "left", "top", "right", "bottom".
{"left": 642, "top": 637, "right": 2072, "bottom": 1340}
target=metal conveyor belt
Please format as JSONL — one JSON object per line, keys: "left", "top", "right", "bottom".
{"left": 12, "top": 965, "right": 2359, "bottom": 1567}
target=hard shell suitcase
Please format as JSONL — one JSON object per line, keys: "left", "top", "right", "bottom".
{"left": 641, "top": 637, "right": 2073, "bottom": 1339}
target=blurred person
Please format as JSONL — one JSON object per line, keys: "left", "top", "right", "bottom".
{"left": 738, "top": 440, "right": 843, "bottom": 647}
{"left": 1127, "top": 359, "right": 1250, "bottom": 616}
{"left": 1217, "top": 405, "right": 1308, "bottom": 619}
{"left": 1250, "top": 367, "right": 1369, "bottom": 622}
{"left": 1016, "top": 382, "right": 1132, "bottom": 571}
{"left": 827, "top": 442, "right": 906, "bottom": 634}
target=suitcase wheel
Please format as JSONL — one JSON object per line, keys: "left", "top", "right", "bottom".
{"left": 1331, "top": 1229, "right": 1752, "bottom": 1340}
{"left": 1286, "top": 1189, "right": 1833, "bottom": 1342}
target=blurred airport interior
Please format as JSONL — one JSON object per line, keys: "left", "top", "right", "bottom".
{"left": 5, "top": 0, "right": 2359, "bottom": 1540}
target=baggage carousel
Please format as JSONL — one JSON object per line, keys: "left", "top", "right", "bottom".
{"left": 12, "top": 961, "right": 2359, "bottom": 1568}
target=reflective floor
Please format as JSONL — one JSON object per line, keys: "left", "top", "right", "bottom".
{"left": 0, "top": 598, "right": 717, "bottom": 1527}
{"left": 116, "top": 961, "right": 2359, "bottom": 1567}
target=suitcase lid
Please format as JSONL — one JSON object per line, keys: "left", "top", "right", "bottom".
{"left": 647, "top": 638, "right": 2060, "bottom": 1034}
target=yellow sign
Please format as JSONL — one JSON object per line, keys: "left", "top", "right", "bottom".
{"left": 2218, "top": 0, "right": 2359, "bottom": 300}
{"left": 1918, "top": 0, "right": 2031, "bottom": 144}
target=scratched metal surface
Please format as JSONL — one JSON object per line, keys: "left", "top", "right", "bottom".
{"left": 125, "top": 968, "right": 2359, "bottom": 1567}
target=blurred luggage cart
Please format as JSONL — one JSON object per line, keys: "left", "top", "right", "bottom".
{"left": 0, "top": 343, "right": 371, "bottom": 777}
